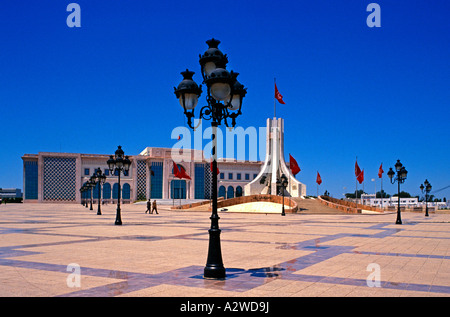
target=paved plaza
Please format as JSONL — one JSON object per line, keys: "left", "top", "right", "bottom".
{"left": 0, "top": 202, "right": 449, "bottom": 298}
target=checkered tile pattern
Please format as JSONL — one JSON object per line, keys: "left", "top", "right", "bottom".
{"left": 136, "top": 160, "right": 147, "bottom": 200}
{"left": 204, "top": 164, "right": 212, "bottom": 199}
{"left": 43, "top": 157, "right": 76, "bottom": 201}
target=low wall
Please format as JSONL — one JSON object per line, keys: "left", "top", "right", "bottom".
{"left": 217, "top": 195, "right": 298, "bottom": 213}
{"left": 172, "top": 195, "right": 298, "bottom": 213}
{"left": 171, "top": 197, "right": 224, "bottom": 210}
{"left": 318, "top": 196, "right": 384, "bottom": 213}
{"left": 317, "top": 196, "right": 361, "bottom": 214}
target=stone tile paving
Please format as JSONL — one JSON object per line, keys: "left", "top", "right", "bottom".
{"left": 0, "top": 203, "right": 449, "bottom": 297}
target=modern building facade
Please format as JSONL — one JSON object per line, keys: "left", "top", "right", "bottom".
{"left": 22, "top": 148, "right": 264, "bottom": 204}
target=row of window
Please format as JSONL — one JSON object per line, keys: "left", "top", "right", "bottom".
{"left": 82, "top": 182, "right": 131, "bottom": 199}
{"left": 218, "top": 185, "right": 243, "bottom": 199}
{"left": 84, "top": 168, "right": 130, "bottom": 177}
{"left": 219, "top": 172, "right": 257, "bottom": 181}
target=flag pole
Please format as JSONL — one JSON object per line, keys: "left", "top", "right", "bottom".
{"left": 274, "top": 77, "right": 276, "bottom": 118}
{"left": 380, "top": 163, "right": 383, "bottom": 209}
{"left": 355, "top": 156, "right": 358, "bottom": 206}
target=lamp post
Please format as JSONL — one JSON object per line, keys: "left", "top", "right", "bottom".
{"left": 83, "top": 184, "right": 90, "bottom": 208}
{"left": 107, "top": 146, "right": 131, "bottom": 225}
{"left": 80, "top": 185, "right": 86, "bottom": 207}
{"left": 80, "top": 185, "right": 84, "bottom": 207}
{"left": 174, "top": 38, "right": 247, "bottom": 279}
{"left": 420, "top": 179, "right": 432, "bottom": 217}
{"left": 387, "top": 159, "right": 408, "bottom": 224}
{"left": 88, "top": 177, "right": 95, "bottom": 210}
{"left": 92, "top": 167, "right": 107, "bottom": 215}
{"left": 277, "top": 174, "right": 288, "bottom": 216}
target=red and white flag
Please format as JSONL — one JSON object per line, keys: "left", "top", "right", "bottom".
{"left": 275, "top": 83, "right": 285, "bottom": 104}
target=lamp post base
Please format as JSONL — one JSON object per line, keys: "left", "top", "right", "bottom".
{"left": 115, "top": 208, "right": 122, "bottom": 225}
{"left": 203, "top": 227, "right": 226, "bottom": 279}
{"left": 204, "top": 266, "right": 226, "bottom": 279}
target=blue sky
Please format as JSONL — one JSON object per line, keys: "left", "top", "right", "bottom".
{"left": 1, "top": 0, "right": 449, "bottom": 199}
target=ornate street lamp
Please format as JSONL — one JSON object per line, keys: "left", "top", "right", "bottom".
{"left": 387, "top": 159, "right": 408, "bottom": 224}
{"left": 174, "top": 39, "right": 247, "bottom": 279}
{"left": 420, "top": 179, "right": 432, "bottom": 217}
{"left": 92, "top": 168, "right": 107, "bottom": 215}
{"left": 107, "top": 146, "right": 131, "bottom": 225}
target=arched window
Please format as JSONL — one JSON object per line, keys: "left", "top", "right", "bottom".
{"left": 227, "top": 186, "right": 234, "bottom": 199}
{"left": 218, "top": 186, "right": 226, "bottom": 198}
{"left": 236, "top": 186, "right": 243, "bottom": 197}
{"left": 122, "top": 183, "right": 131, "bottom": 199}
{"left": 103, "top": 183, "right": 111, "bottom": 199}
{"left": 112, "top": 183, "right": 119, "bottom": 199}
{"left": 93, "top": 182, "right": 100, "bottom": 199}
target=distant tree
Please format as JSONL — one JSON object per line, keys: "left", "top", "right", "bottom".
{"left": 324, "top": 190, "right": 330, "bottom": 197}
{"left": 376, "top": 190, "right": 390, "bottom": 198}
{"left": 392, "top": 191, "right": 411, "bottom": 198}
{"left": 345, "top": 190, "right": 364, "bottom": 199}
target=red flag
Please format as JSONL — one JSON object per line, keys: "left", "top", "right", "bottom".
{"left": 355, "top": 160, "right": 361, "bottom": 177}
{"left": 357, "top": 169, "right": 364, "bottom": 184}
{"left": 289, "top": 154, "right": 300, "bottom": 176}
{"left": 173, "top": 162, "right": 191, "bottom": 179}
{"left": 178, "top": 166, "right": 191, "bottom": 180}
{"left": 173, "top": 162, "right": 181, "bottom": 178}
{"left": 378, "top": 163, "right": 384, "bottom": 178}
{"left": 274, "top": 83, "right": 285, "bottom": 104}
{"left": 316, "top": 172, "right": 322, "bottom": 185}
{"left": 210, "top": 161, "right": 219, "bottom": 175}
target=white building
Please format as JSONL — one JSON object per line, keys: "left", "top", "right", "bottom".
{"left": 361, "top": 194, "right": 418, "bottom": 208}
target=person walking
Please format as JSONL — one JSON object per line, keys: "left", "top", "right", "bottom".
{"left": 145, "top": 199, "right": 151, "bottom": 214}
{"left": 151, "top": 200, "right": 158, "bottom": 214}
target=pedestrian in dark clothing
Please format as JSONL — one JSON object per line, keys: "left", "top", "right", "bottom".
{"left": 145, "top": 199, "right": 151, "bottom": 213}
{"left": 151, "top": 200, "right": 158, "bottom": 214}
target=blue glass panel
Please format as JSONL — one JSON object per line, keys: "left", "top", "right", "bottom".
{"left": 24, "top": 161, "right": 38, "bottom": 199}
{"left": 150, "top": 162, "right": 163, "bottom": 199}
{"left": 195, "top": 163, "right": 205, "bottom": 199}
{"left": 171, "top": 180, "right": 186, "bottom": 199}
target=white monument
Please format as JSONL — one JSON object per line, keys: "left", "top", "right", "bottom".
{"left": 244, "top": 117, "right": 306, "bottom": 197}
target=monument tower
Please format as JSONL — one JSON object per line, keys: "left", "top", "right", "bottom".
{"left": 244, "top": 117, "right": 306, "bottom": 197}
